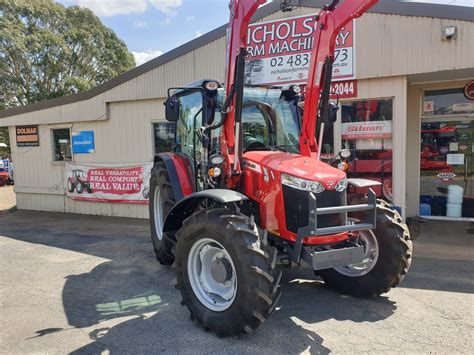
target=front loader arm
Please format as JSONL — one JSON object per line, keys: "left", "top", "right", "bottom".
{"left": 300, "top": 0, "right": 378, "bottom": 156}
{"left": 221, "top": 0, "right": 378, "bottom": 186}
{"left": 222, "top": 0, "right": 266, "bottom": 187}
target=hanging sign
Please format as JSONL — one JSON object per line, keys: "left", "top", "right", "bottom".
{"left": 66, "top": 162, "right": 153, "bottom": 204}
{"left": 72, "top": 131, "right": 95, "bottom": 154}
{"left": 245, "top": 13, "right": 355, "bottom": 86}
{"left": 16, "top": 125, "right": 39, "bottom": 147}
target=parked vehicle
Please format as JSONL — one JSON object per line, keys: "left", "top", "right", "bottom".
{"left": 149, "top": 0, "right": 412, "bottom": 336}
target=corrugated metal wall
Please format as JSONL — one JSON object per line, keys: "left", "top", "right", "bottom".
{"left": 3, "top": 7, "right": 474, "bottom": 218}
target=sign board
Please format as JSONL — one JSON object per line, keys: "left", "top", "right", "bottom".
{"left": 330, "top": 80, "right": 357, "bottom": 99}
{"left": 464, "top": 80, "right": 474, "bottom": 100}
{"left": 446, "top": 153, "right": 465, "bottom": 165}
{"left": 72, "top": 131, "right": 95, "bottom": 154}
{"left": 341, "top": 120, "right": 392, "bottom": 140}
{"left": 245, "top": 14, "right": 355, "bottom": 86}
{"left": 66, "top": 162, "right": 153, "bottom": 204}
{"left": 16, "top": 125, "right": 39, "bottom": 147}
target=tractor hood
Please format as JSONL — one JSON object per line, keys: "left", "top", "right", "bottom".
{"left": 243, "top": 151, "right": 346, "bottom": 190}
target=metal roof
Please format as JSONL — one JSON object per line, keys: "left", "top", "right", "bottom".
{"left": 2, "top": 0, "right": 473, "bottom": 119}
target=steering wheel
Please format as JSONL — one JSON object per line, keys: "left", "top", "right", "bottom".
{"left": 243, "top": 133, "right": 269, "bottom": 152}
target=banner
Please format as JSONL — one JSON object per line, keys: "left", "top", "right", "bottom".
{"left": 245, "top": 14, "right": 355, "bottom": 86}
{"left": 66, "top": 162, "right": 153, "bottom": 204}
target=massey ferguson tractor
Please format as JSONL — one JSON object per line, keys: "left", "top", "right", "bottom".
{"left": 149, "top": 0, "right": 412, "bottom": 336}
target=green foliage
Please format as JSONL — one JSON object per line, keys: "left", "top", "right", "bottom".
{"left": 0, "top": 0, "right": 135, "bottom": 109}
{"left": 0, "top": 127, "right": 9, "bottom": 157}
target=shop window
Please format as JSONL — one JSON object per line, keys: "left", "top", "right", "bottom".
{"left": 419, "top": 119, "right": 473, "bottom": 218}
{"left": 423, "top": 88, "right": 474, "bottom": 117}
{"left": 341, "top": 99, "right": 393, "bottom": 201}
{"left": 153, "top": 122, "right": 175, "bottom": 153}
{"left": 52, "top": 128, "right": 72, "bottom": 161}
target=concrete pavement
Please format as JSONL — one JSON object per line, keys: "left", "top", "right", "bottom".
{"left": 0, "top": 210, "right": 473, "bottom": 354}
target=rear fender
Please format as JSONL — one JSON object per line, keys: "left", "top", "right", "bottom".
{"left": 154, "top": 152, "right": 196, "bottom": 202}
{"left": 163, "top": 189, "right": 248, "bottom": 233}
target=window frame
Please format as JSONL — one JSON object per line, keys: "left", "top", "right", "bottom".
{"left": 152, "top": 121, "right": 176, "bottom": 155}
{"left": 51, "top": 127, "right": 72, "bottom": 163}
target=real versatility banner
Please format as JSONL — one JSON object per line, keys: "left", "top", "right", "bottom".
{"left": 65, "top": 162, "right": 153, "bottom": 204}
{"left": 245, "top": 13, "right": 355, "bottom": 86}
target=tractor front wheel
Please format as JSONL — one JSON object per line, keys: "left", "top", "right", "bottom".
{"left": 318, "top": 203, "right": 412, "bottom": 297}
{"left": 175, "top": 208, "right": 282, "bottom": 337}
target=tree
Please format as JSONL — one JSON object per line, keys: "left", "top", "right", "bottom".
{"left": 0, "top": 0, "right": 135, "bottom": 110}
{"left": 0, "top": 127, "right": 9, "bottom": 157}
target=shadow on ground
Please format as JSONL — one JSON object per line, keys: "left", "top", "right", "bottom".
{"left": 1, "top": 211, "right": 472, "bottom": 353}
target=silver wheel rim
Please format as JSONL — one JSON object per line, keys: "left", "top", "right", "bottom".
{"left": 334, "top": 229, "right": 379, "bottom": 277}
{"left": 188, "top": 238, "right": 237, "bottom": 312}
{"left": 153, "top": 186, "right": 164, "bottom": 241}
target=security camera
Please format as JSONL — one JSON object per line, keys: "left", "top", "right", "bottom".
{"left": 442, "top": 25, "right": 457, "bottom": 40}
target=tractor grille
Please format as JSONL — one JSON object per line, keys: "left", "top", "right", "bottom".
{"left": 282, "top": 185, "right": 346, "bottom": 234}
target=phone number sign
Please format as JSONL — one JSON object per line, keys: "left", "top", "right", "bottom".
{"left": 245, "top": 13, "right": 355, "bottom": 86}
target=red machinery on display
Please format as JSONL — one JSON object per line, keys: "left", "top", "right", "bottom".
{"left": 148, "top": 0, "right": 412, "bottom": 336}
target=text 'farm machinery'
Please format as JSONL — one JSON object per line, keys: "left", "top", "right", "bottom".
{"left": 149, "top": 0, "right": 412, "bottom": 336}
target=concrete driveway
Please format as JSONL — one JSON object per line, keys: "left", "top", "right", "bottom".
{"left": 0, "top": 211, "right": 473, "bottom": 354}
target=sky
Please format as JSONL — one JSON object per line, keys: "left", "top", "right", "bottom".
{"left": 57, "top": 0, "right": 474, "bottom": 67}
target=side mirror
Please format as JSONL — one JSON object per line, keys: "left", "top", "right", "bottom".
{"left": 165, "top": 97, "right": 180, "bottom": 122}
{"left": 328, "top": 102, "right": 338, "bottom": 123}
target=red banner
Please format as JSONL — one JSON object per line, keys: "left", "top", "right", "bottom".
{"left": 66, "top": 163, "right": 153, "bottom": 204}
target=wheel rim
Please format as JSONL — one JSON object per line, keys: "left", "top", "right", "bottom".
{"left": 153, "top": 186, "right": 164, "bottom": 241}
{"left": 188, "top": 238, "right": 237, "bottom": 312}
{"left": 334, "top": 229, "right": 379, "bottom": 277}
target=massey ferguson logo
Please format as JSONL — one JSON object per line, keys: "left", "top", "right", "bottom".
{"left": 326, "top": 180, "right": 335, "bottom": 189}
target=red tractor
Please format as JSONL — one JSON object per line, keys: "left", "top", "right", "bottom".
{"left": 149, "top": 0, "right": 412, "bottom": 336}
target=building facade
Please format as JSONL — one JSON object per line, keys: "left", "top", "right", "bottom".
{"left": 1, "top": 1, "right": 473, "bottom": 220}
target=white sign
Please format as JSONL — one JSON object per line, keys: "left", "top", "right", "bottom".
{"left": 245, "top": 14, "right": 355, "bottom": 86}
{"left": 341, "top": 120, "right": 392, "bottom": 140}
{"left": 446, "top": 154, "right": 465, "bottom": 165}
{"left": 66, "top": 162, "right": 153, "bottom": 204}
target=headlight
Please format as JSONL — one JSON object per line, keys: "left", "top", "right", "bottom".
{"left": 335, "top": 178, "right": 348, "bottom": 192}
{"left": 281, "top": 173, "right": 325, "bottom": 194}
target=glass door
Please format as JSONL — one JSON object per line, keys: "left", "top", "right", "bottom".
{"left": 419, "top": 119, "right": 473, "bottom": 218}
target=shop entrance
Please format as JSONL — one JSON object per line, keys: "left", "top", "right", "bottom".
{"left": 419, "top": 117, "right": 473, "bottom": 219}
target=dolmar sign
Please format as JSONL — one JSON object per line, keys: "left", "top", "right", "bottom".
{"left": 245, "top": 13, "right": 355, "bottom": 86}
{"left": 16, "top": 125, "right": 39, "bottom": 147}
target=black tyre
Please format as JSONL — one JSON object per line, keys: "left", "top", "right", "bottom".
{"left": 175, "top": 208, "right": 282, "bottom": 337}
{"left": 149, "top": 161, "right": 176, "bottom": 265}
{"left": 76, "top": 182, "right": 84, "bottom": 194}
{"left": 67, "top": 179, "right": 75, "bottom": 193}
{"left": 318, "top": 201, "right": 412, "bottom": 297}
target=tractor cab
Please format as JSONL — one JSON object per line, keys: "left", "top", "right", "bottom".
{"left": 166, "top": 81, "right": 302, "bottom": 157}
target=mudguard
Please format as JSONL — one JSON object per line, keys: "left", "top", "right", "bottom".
{"left": 154, "top": 152, "right": 196, "bottom": 202}
{"left": 163, "top": 189, "right": 248, "bottom": 233}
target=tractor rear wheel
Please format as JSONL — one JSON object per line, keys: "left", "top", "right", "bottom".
{"left": 318, "top": 202, "right": 412, "bottom": 297}
{"left": 149, "top": 161, "right": 176, "bottom": 265}
{"left": 175, "top": 208, "right": 282, "bottom": 337}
